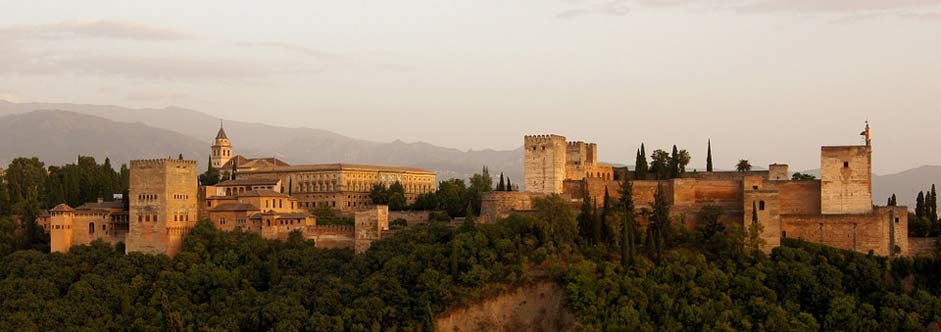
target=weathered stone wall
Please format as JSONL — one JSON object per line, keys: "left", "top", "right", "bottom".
{"left": 782, "top": 206, "right": 906, "bottom": 256}
{"left": 524, "top": 135, "right": 567, "bottom": 194}
{"left": 908, "top": 237, "right": 939, "bottom": 258}
{"left": 821, "top": 146, "right": 872, "bottom": 215}
{"left": 435, "top": 282, "right": 574, "bottom": 332}
{"left": 306, "top": 225, "right": 355, "bottom": 249}
{"left": 680, "top": 171, "right": 769, "bottom": 180}
{"left": 126, "top": 159, "right": 198, "bottom": 256}
{"left": 480, "top": 191, "right": 544, "bottom": 224}
{"left": 776, "top": 181, "right": 822, "bottom": 215}
{"left": 389, "top": 210, "right": 431, "bottom": 225}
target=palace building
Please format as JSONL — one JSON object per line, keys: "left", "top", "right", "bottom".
{"left": 209, "top": 124, "right": 437, "bottom": 211}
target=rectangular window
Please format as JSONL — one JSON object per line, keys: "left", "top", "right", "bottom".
{"left": 843, "top": 161, "right": 849, "bottom": 168}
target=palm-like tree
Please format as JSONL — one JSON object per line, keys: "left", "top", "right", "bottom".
{"left": 736, "top": 159, "right": 752, "bottom": 172}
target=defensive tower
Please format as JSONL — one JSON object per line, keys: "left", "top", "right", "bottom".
{"left": 524, "top": 135, "right": 567, "bottom": 194}
{"left": 125, "top": 158, "right": 198, "bottom": 256}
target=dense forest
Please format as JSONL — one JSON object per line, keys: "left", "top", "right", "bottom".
{"left": 2, "top": 190, "right": 941, "bottom": 331}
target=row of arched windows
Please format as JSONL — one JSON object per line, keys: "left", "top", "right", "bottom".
{"left": 138, "top": 215, "right": 158, "bottom": 222}
{"left": 138, "top": 194, "right": 158, "bottom": 200}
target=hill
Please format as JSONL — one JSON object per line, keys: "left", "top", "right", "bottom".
{"left": 0, "top": 110, "right": 208, "bottom": 168}
{"left": 0, "top": 101, "right": 523, "bottom": 180}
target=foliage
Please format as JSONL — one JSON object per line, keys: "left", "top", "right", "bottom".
{"left": 199, "top": 157, "right": 221, "bottom": 185}
{"left": 634, "top": 144, "right": 649, "bottom": 179}
{"left": 792, "top": 172, "right": 816, "bottom": 180}
{"left": 466, "top": 167, "right": 493, "bottom": 213}
{"left": 310, "top": 206, "right": 354, "bottom": 225}
{"left": 706, "top": 139, "right": 714, "bottom": 172}
{"left": 737, "top": 159, "right": 752, "bottom": 172}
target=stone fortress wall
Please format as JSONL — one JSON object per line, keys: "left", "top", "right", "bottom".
{"left": 484, "top": 127, "right": 913, "bottom": 257}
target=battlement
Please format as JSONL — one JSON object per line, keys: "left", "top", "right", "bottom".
{"left": 307, "top": 224, "right": 355, "bottom": 232}
{"left": 130, "top": 159, "right": 198, "bottom": 167}
{"left": 524, "top": 134, "right": 567, "bottom": 145}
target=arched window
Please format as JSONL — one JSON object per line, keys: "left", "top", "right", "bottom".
{"left": 89, "top": 223, "right": 95, "bottom": 234}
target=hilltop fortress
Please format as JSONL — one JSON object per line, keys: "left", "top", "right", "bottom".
{"left": 41, "top": 125, "right": 437, "bottom": 256}
{"left": 483, "top": 125, "right": 911, "bottom": 256}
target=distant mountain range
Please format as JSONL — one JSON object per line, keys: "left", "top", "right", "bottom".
{"left": 1, "top": 100, "right": 937, "bottom": 210}
{"left": 0, "top": 101, "right": 523, "bottom": 181}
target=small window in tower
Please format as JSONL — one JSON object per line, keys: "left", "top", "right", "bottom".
{"left": 843, "top": 161, "right": 849, "bottom": 168}
{"left": 895, "top": 217, "right": 900, "bottom": 223}
{"left": 89, "top": 223, "right": 95, "bottom": 234}
{"left": 752, "top": 185, "right": 759, "bottom": 190}
{"left": 759, "top": 201, "right": 766, "bottom": 211}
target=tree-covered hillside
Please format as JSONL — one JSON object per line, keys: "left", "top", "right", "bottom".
{"left": 1, "top": 193, "right": 941, "bottom": 331}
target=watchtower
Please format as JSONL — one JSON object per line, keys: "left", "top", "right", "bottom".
{"left": 524, "top": 135, "right": 567, "bottom": 194}
{"left": 820, "top": 123, "right": 873, "bottom": 215}
{"left": 49, "top": 204, "right": 75, "bottom": 253}
{"left": 126, "top": 158, "right": 198, "bottom": 256}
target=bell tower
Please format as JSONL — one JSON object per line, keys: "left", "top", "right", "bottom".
{"left": 211, "top": 121, "right": 233, "bottom": 169}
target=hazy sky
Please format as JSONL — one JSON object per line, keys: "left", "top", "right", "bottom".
{"left": 1, "top": 0, "right": 940, "bottom": 174}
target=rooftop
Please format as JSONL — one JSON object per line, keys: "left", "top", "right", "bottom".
{"left": 239, "top": 189, "right": 290, "bottom": 198}
{"left": 243, "top": 163, "right": 435, "bottom": 174}
{"left": 209, "top": 203, "right": 261, "bottom": 212}
{"left": 216, "top": 178, "right": 281, "bottom": 187}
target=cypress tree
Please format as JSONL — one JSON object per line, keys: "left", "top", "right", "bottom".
{"left": 601, "top": 187, "right": 611, "bottom": 242}
{"left": 635, "top": 144, "right": 649, "bottom": 179}
{"left": 498, "top": 173, "right": 505, "bottom": 191}
{"left": 670, "top": 145, "right": 678, "bottom": 174}
{"left": 461, "top": 203, "right": 476, "bottom": 230}
{"left": 231, "top": 158, "right": 238, "bottom": 181}
{"left": 931, "top": 184, "right": 938, "bottom": 222}
{"left": 619, "top": 179, "right": 636, "bottom": 268}
{"left": 649, "top": 183, "right": 670, "bottom": 263}
{"left": 579, "top": 193, "right": 594, "bottom": 242}
{"left": 706, "top": 139, "right": 713, "bottom": 172}
{"left": 506, "top": 177, "right": 512, "bottom": 192}
{"left": 916, "top": 191, "right": 926, "bottom": 217}
{"left": 891, "top": 194, "right": 897, "bottom": 206}
{"left": 592, "top": 198, "right": 602, "bottom": 245}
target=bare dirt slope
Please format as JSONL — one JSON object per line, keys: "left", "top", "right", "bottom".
{"left": 435, "top": 282, "right": 574, "bottom": 332}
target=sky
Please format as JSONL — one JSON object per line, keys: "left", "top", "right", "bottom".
{"left": 1, "top": 0, "right": 940, "bottom": 174}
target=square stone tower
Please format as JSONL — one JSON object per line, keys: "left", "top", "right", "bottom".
{"left": 820, "top": 145, "right": 872, "bottom": 215}
{"left": 524, "top": 135, "right": 568, "bottom": 194}
{"left": 126, "top": 159, "right": 198, "bottom": 256}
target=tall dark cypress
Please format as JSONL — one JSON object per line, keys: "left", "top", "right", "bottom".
{"left": 498, "top": 173, "right": 506, "bottom": 191}
{"left": 601, "top": 187, "right": 611, "bottom": 242}
{"left": 619, "top": 179, "right": 636, "bottom": 268}
{"left": 931, "top": 184, "right": 938, "bottom": 222}
{"left": 916, "top": 191, "right": 926, "bottom": 217}
{"left": 506, "top": 177, "right": 512, "bottom": 191}
{"left": 891, "top": 194, "right": 897, "bottom": 206}
{"left": 670, "top": 145, "right": 680, "bottom": 178}
{"left": 706, "top": 139, "right": 714, "bottom": 172}
{"left": 635, "top": 144, "right": 649, "bottom": 179}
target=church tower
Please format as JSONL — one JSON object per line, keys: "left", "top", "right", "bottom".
{"left": 211, "top": 121, "right": 233, "bottom": 169}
